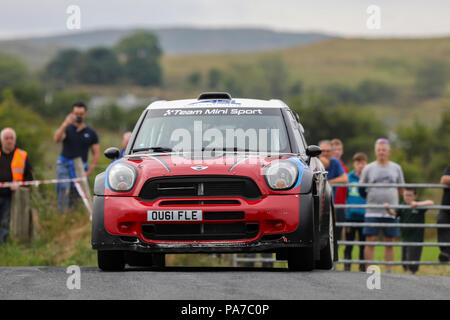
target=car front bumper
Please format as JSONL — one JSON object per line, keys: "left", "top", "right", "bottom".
{"left": 92, "top": 193, "right": 315, "bottom": 253}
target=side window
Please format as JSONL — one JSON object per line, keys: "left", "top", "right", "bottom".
{"left": 286, "top": 110, "right": 306, "bottom": 154}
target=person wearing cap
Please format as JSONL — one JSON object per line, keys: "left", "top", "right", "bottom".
{"left": 0, "top": 128, "right": 33, "bottom": 243}
{"left": 359, "top": 138, "right": 404, "bottom": 273}
{"left": 54, "top": 102, "right": 99, "bottom": 212}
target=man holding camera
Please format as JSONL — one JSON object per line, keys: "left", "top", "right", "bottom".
{"left": 54, "top": 102, "right": 99, "bottom": 212}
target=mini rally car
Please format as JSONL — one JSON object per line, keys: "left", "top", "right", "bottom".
{"left": 92, "top": 92, "right": 338, "bottom": 271}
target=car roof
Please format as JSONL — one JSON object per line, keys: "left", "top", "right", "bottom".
{"left": 146, "top": 98, "right": 288, "bottom": 110}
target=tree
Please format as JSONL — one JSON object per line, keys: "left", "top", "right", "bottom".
{"left": 258, "top": 56, "right": 288, "bottom": 98}
{"left": 356, "top": 79, "right": 396, "bottom": 104}
{"left": 0, "top": 91, "right": 49, "bottom": 167}
{"left": 44, "top": 49, "right": 82, "bottom": 83}
{"left": 187, "top": 72, "right": 202, "bottom": 87}
{"left": 75, "top": 47, "right": 122, "bottom": 84}
{"left": 0, "top": 53, "right": 29, "bottom": 90}
{"left": 207, "top": 68, "right": 223, "bottom": 90}
{"left": 415, "top": 60, "right": 448, "bottom": 99}
{"left": 289, "top": 95, "right": 386, "bottom": 163}
{"left": 115, "top": 31, "right": 163, "bottom": 86}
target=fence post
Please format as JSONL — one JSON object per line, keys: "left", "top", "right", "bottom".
{"left": 73, "top": 157, "right": 93, "bottom": 217}
{"left": 9, "top": 187, "right": 32, "bottom": 242}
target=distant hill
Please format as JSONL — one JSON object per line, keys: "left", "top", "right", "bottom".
{"left": 0, "top": 27, "right": 335, "bottom": 69}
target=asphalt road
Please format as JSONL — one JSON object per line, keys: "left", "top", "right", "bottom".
{"left": 0, "top": 266, "right": 449, "bottom": 300}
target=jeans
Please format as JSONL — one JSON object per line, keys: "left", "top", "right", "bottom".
{"left": 56, "top": 161, "right": 78, "bottom": 212}
{"left": 0, "top": 196, "right": 11, "bottom": 243}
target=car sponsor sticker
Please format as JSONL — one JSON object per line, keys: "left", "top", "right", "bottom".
{"left": 147, "top": 210, "right": 203, "bottom": 221}
{"left": 148, "top": 107, "right": 280, "bottom": 117}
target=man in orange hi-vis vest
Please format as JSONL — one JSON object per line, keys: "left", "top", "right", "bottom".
{"left": 0, "top": 128, "right": 33, "bottom": 243}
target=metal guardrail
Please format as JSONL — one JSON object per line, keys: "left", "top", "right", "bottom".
{"left": 232, "top": 182, "right": 450, "bottom": 268}
{"left": 332, "top": 183, "right": 449, "bottom": 189}
{"left": 334, "top": 204, "right": 450, "bottom": 210}
{"left": 338, "top": 241, "right": 450, "bottom": 247}
{"left": 338, "top": 260, "right": 450, "bottom": 266}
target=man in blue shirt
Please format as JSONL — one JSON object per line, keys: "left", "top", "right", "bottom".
{"left": 319, "top": 140, "right": 348, "bottom": 241}
{"left": 319, "top": 140, "right": 348, "bottom": 185}
{"left": 54, "top": 102, "right": 99, "bottom": 212}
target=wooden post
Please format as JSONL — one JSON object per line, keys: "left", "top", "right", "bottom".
{"left": 9, "top": 187, "right": 32, "bottom": 242}
{"left": 73, "top": 157, "right": 93, "bottom": 217}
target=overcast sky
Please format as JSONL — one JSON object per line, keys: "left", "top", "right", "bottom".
{"left": 1, "top": 0, "right": 449, "bottom": 40}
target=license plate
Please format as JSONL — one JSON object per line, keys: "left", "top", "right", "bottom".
{"left": 147, "top": 210, "right": 203, "bottom": 221}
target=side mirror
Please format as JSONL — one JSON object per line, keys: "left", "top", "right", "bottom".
{"left": 306, "top": 145, "right": 322, "bottom": 158}
{"left": 104, "top": 147, "right": 121, "bottom": 160}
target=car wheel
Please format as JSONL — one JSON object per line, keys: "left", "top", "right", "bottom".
{"left": 287, "top": 247, "right": 314, "bottom": 271}
{"left": 152, "top": 253, "right": 166, "bottom": 268}
{"left": 98, "top": 250, "right": 125, "bottom": 271}
{"left": 316, "top": 204, "right": 335, "bottom": 270}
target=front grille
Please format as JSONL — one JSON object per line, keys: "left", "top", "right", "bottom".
{"left": 204, "top": 211, "right": 245, "bottom": 220}
{"left": 159, "top": 200, "right": 240, "bottom": 206}
{"left": 141, "top": 222, "right": 259, "bottom": 241}
{"left": 139, "top": 176, "right": 261, "bottom": 201}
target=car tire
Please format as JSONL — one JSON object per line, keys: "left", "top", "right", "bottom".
{"left": 316, "top": 204, "right": 335, "bottom": 270}
{"left": 287, "top": 247, "right": 314, "bottom": 271}
{"left": 152, "top": 253, "right": 166, "bottom": 268}
{"left": 98, "top": 250, "right": 125, "bottom": 271}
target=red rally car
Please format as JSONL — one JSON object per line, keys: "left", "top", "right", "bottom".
{"left": 92, "top": 92, "right": 338, "bottom": 271}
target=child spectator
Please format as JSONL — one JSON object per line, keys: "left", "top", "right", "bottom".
{"left": 385, "top": 188, "right": 434, "bottom": 275}
{"left": 344, "top": 152, "right": 368, "bottom": 272}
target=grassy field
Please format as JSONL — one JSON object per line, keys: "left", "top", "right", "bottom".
{"left": 161, "top": 37, "right": 450, "bottom": 88}
{"left": 70, "top": 37, "right": 450, "bottom": 128}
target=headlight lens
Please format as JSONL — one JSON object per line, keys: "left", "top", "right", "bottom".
{"left": 108, "top": 162, "right": 137, "bottom": 192}
{"left": 264, "top": 160, "right": 298, "bottom": 190}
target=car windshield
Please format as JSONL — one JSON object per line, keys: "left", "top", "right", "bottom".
{"left": 132, "top": 107, "right": 291, "bottom": 153}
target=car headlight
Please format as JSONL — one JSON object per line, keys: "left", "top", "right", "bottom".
{"left": 107, "top": 162, "right": 138, "bottom": 192}
{"left": 264, "top": 160, "right": 299, "bottom": 190}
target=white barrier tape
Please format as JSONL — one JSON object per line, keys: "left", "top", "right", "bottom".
{"left": 0, "top": 177, "right": 87, "bottom": 188}
{"left": 73, "top": 181, "right": 93, "bottom": 220}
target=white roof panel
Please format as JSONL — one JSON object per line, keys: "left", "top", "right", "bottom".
{"left": 146, "top": 98, "right": 287, "bottom": 110}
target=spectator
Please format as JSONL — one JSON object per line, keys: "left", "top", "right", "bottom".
{"left": 385, "top": 188, "right": 434, "bottom": 274}
{"left": 437, "top": 165, "right": 450, "bottom": 262}
{"left": 0, "top": 128, "right": 33, "bottom": 243}
{"left": 344, "top": 152, "right": 368, "bottom": 272}
{"left": 331, "top": 138, "right": 349, "bottom": 241}
{"left": 318, "top": 140, "right": 348, "bottom": 185}
{"left": 319, "top": 140, "right": 348, "bottom": 240}
{"left": 53, "top": 102, "right": 99, "bottom": 212}
{"left": 360, "top": 138, "right": 404, "bottom": 273}
{"left": 119, "top": 131, "right": 132, "bottom": 158}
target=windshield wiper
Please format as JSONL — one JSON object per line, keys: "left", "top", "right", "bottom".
{"left": 132, "top": 147, "right": 173, "bottom": 153}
